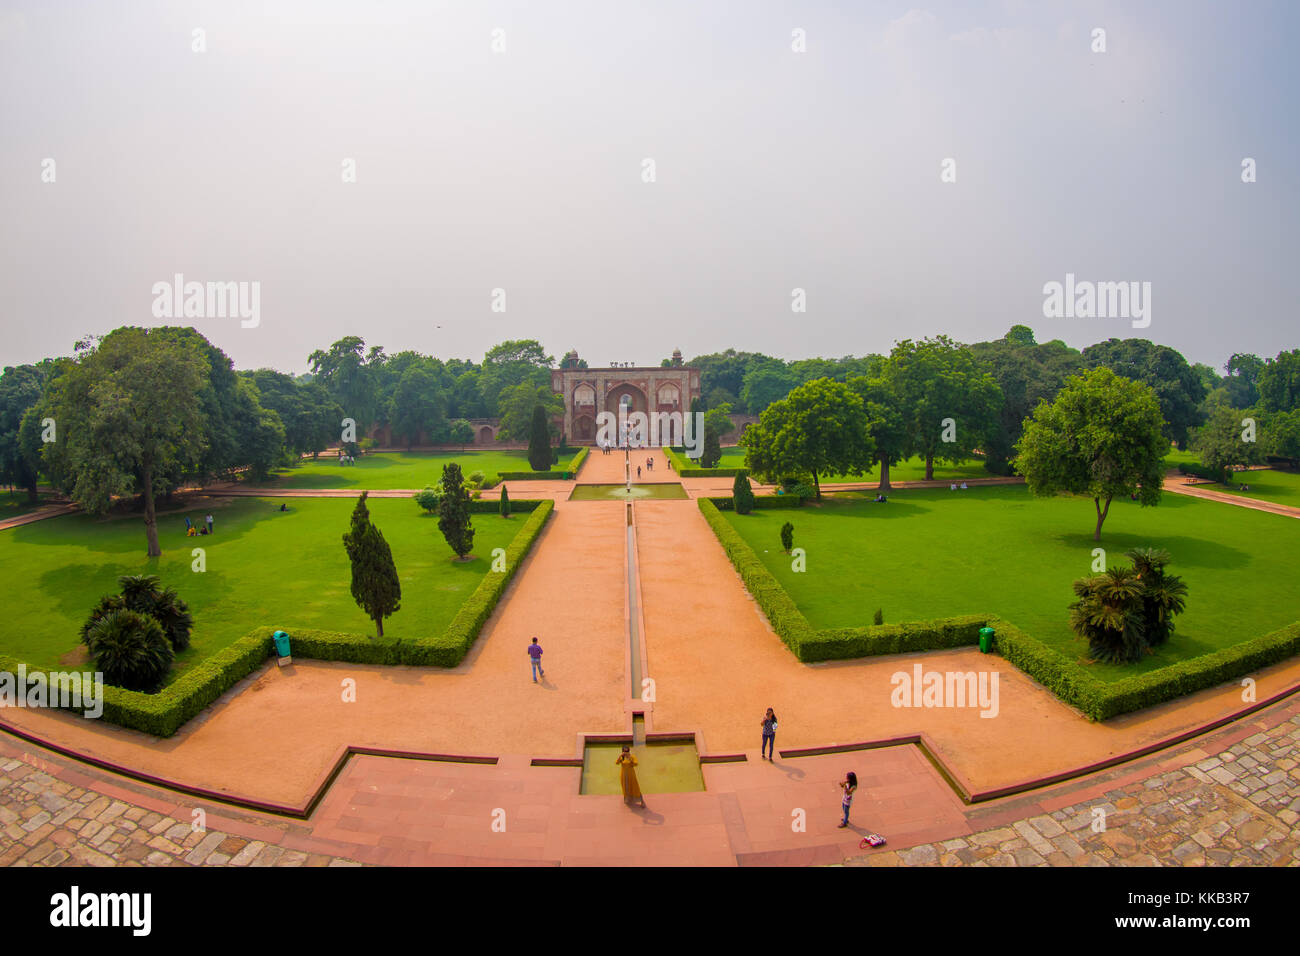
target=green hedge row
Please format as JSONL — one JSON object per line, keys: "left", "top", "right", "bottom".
{"left": 0, "top": 499, "right": 556, "bottom": 738}
{"left": 0, "top": 630, "right": 274, "bottom": 738}
{"left": 698, "top": 499, "right": 1300, "bottom": 721}
{"left": 566, "top": 447, "right": 589, "bottom": 474}
{"left": 1176, "top": 462, "right": 1225, "bottom": 482}
{"left": 468, "top": 498, "right": 542, "bottom": 514}
{"left": 708, "top": 495, "right": 804, "bottom": 511}
{"left": 497, "top": 471, "right": 566, "bottom": 481}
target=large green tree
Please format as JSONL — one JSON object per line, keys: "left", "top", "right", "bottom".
{"left": 1257, "top": 349, "right": 1300, "bottom": 413}
{"left": 740, "top": 378, "right": 876, "bottom": 499}
{"left": 479, "top": 340, "right": 553, "bottom": 417}
{"left": 848, "top": 375, "right": 908, "bottom": 490}
{"left": 1082, "top": 338, "right": 1207, "bottom": 448}
{"left": 885, "top": 336, "right": 1002, "bottom": 480}
{"left": 308, "top": 336, "right": 378, "bottom": 432}
{"left": 0, "top": 364, "right": 50, "bottom": 501}
{"left": 1014, "top": 366, "right": 1166, "bottom": 541}
{"left": 41, "top": 327, "right": 209, "bottom": 556}
{"left": 1191, "top": 405, "right": 1265, "bottom": 481}
{"left": 497, "top": 382, "right": 563, "bottom": 442}
{"left": 388, "top": 364, "right": 449, "bottom": 448}
{"left": 342, "top": 490, "right": 401, "bottom": 637}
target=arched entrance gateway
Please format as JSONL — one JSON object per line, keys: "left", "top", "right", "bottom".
{"left": 550, "top": 352, "right": 701, "bottom": 447}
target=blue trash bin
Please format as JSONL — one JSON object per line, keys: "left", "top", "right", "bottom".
{"left": 272, "top": 630, "right": 291, "bottom": 657}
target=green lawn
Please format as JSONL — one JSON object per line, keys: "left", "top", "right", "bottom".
{"left": 1209, "top": 468, "right": 1300, "bottom": 509}
{"left": 715, "top": 449, "right": 990, "bottom": 484}
{"left": 721, "top": 485, "right": 1298, "bottom": 680}
{"left": 0, "top": 496, "right": 523, "bottom": 677}
{"left": 254, "top": 450, "right": 568, "bottom": 490}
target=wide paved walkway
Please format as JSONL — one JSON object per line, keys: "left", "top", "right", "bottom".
{"left": 4, "top": 448, "right": 1300, "bottom": 865}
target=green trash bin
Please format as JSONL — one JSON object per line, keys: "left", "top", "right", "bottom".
{"left": 978, "top": 626, "right": 994, "bottom": 654}
{"left": 272, "top": 630, "right": 291, "bottom": 657}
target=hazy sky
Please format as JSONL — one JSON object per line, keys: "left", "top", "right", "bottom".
{"left": 2, "top": 0, "right": 1296, "bottom": 374}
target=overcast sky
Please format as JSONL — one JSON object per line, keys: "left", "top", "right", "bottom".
{"left": 1, "top": 0, "right": 1296, "bottom": 375}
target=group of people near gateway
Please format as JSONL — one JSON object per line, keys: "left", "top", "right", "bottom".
{"left": 527, "top": 640, "right": 864, "bottom": 827}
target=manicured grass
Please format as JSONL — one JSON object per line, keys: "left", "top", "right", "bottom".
{"left": 254, "top": 450, "right": 566, "bottom": 489}
{"left": 0, "top": 496, "right": 523, "bottom": 677}
{"left": 1210, "top": 469, "right": 1300, "bottom": 508}
{"left": 720, "top": 485, "right": 1298, "bottom": 680}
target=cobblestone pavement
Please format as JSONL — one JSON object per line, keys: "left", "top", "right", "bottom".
{"left": 845, "top": 713, "right": 1300, "bottom": 867}
{"left": 0, "top": 757, "right": 363, "bottom": 867}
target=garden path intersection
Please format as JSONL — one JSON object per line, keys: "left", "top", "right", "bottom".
{"left": 2, "top": 451, "right": 1298, "bottom": 866}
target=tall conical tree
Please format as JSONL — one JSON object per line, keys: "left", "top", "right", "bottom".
{"left": 732, "top": 471, "right": 755, "bottom": 514}
{"left": 499, "top": 483, "right": 511, "bottom": 518}
{"left": 437, "top": 463, "right": 475, "bottom": 558}
{"left": 342, "top": 490, "right": 401, "bottom": 637}
{"left": 527, "top": 405, "right": 551, "bottom": 472}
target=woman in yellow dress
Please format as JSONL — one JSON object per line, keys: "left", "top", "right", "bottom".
{"left": 615, "top": 745, "right": 646, "bottom": 808}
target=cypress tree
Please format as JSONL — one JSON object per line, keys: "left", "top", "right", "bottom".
{"left": 732, "top": 471, "right": 755, "bottom": 514}
{"left": 342, "top": 490, "right": 401, "bottom": 637}
{"left": 527, "top": 405, "right": 551, "bottom": 472}
{"left": 702, "top": 424, "right": 722, "bottom": 468}
{"left": 499, "top": 484, "right": 511, "bottom": 518}
{"left": 438, "top": 463, "right": 476, "bottom": 558}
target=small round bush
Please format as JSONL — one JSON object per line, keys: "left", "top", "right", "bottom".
{"left": 87, "top": 609, "right": 174, "bottom": 692}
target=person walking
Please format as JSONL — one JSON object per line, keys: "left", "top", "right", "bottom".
{"left": 205, "top": 513, "right": 214, "bottom": 534}
{"left": 838, "top": 771, "right": 858, "bottom": 828}
{"left": 637, "top": 466, "right": 642, "bottom": 479}
{"left": 616, "top": 745, "right": 646, "bottom": 808}
{"left": 760, "top": 707, "right": 778, "bottom": 760}
{"left": 527, "top": 637, "right": 545, "bottom": 682}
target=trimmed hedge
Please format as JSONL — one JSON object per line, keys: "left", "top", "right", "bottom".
{"left": 566, "top": 447, "right": 589, "bottom": 475}
{"left": 498, "top": 471, "right": 566, "bottom": 481}
{"left": 1177, "top": 461, "right": 1225, "bottom": 482}
{"left": 0, "top": 630, "right": 274, "bottom": 738}
{"left": 468, "top": 498, "right": 542, "bottom": 514}
{"left": 0, "top": 500, "right": 557, "bottom": 737}
{"left": 708, "top": 495, "right": 804, "bottom": 510}
{"left": 665, "top": 446, "right": 747, "bottom": 478}
{"left": 699, "top": 499, "right": 1300, "bottom": 721}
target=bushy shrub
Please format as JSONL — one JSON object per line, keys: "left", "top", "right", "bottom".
{"left": 86, "top": 609, "right": 174, "bottom": 692}
{"left": 414, "top": 486, "right": 440, "bottom": 513}
{"left": 790, "top": 483, "right": 816, "bottom": 499}
{"left": 779, "top": 521, "right": 794, "bottom": 553}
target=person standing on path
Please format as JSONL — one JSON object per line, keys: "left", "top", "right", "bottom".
{"left": 637, "top": 466, "right": 642, "bottom": 479}
{"left": 205, "top": 512, "right": 214, "bottom": 534}
{"left": 616, "top": 745, "right": 646, "bottom": 808}
{"left": 838, "top": 772, "right": 858, "bottom": 828}
{"left": 528, "top": 637, "right": 545, "bottom": 682}
{"left": 760, "top": 708, "right": 778, "bottom": 760}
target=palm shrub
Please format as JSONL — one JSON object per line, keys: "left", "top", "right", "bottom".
{"left": 82, "top": 575, "right": 193, "bottom": 653}
{"left": 1126, "top": 547, "right": 1188, "bottom": 647}
{"left": 1069, "top": 566, "right": 1147, "bottom": 664}
{"left": 86, "top": 609, "right": 174, "bottom": 692}
{"left": 732, "top": 472, "right": 755, "bottom": 515}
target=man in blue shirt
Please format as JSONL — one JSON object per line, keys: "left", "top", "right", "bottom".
{"left": 528, "top": 637, "right": 545, "bottom": 683}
